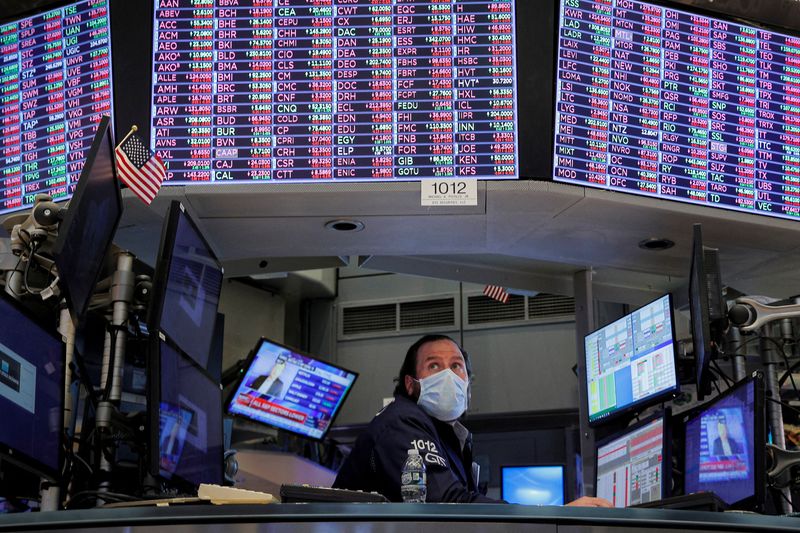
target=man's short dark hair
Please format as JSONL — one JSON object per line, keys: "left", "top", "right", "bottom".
{"left": 393, "top": 334, "right": 471, "bottom": 399}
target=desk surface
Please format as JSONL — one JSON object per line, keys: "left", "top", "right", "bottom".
{"left": 1, "top": 503, "right": 800, "bottom": 532}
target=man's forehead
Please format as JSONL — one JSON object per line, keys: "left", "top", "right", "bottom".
{"left": 417, "top": 340, "right": 463, "bottom": 361}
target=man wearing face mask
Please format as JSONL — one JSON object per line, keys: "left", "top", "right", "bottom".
{"left": 333, "top": 334, "right": 611, "bottom": 507}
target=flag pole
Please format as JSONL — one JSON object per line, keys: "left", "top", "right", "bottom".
{"left": 116, "top": 125, "right": 138, "bottom": 147}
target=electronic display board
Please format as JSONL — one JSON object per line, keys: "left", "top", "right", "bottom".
{"left": 555, "top": 0, "right": 800, "bottom": 221}
{"left": 151, "top": 0, "right": 518, "bottom": 183}
{"left": 0, "top": 0, "right": 113, "bottom": 216}
{"left": 226, "top": 337, "right": 357, "bottom": 440}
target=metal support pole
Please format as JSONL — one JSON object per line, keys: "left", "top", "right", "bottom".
{"left": 760, "top": 323, "right": 791, "bottom": 513}
{"left": 728, "top": 327, "right": 746, "bottom": 382}
{"left": 38, "top": 305, "right": 77, "bottom": 511}
{"left": 96, "top": 252, "right": 135, "bottom": 498}
{"left": 574, "top": 269, "right": 594, "bottom": 497}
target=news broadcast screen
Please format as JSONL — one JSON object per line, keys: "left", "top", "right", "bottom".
{"left": 555, "top": 0, "right": 800, "bottom": 221}
{"left": 684, "top": 377, "right": 760, "bottom": 507}
{"left": 226, "top": 338, "right": 357, "bottom": 440}
{"left": 0, "top": 0, "right": 113, "bottom": 215}
{"left": 150, "top": 0, "right": 518, "bottom": 182}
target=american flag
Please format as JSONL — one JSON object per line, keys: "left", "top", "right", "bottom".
{"left": 114, "top": 132, "right": 166, "bottom": 204}
{"left": 483, "top": 285, "right": 510, "bottom": 304}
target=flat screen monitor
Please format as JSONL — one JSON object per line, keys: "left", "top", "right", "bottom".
{"left": 149, "top": 200, "right": 223, "bottom": 371}
{"left": 584, "top": 294, "right": 678, "bottom": 425}
{"left": 226, "top": 337, "right": 357, "bottom": 441}
{"left": 148, "top": 336, "right": 222, "bottom": 489}
{"left": 554, "top": 0, "right": 800, "bottom": 222}
{"left": 684, "top": 373, "right": 765, "bottom": 511}
{"left": 595, "top": 411, "right": 670, "bottom": 508}
{"left": 54, "top": 114, "right": 122, "bottom": 325}
{"left": 689, "top": 223, "right": 727, "bottom": 401}
{"left": 0, "top": 293, "right": 64, "bottom": 480}
{"left": 150, "top": 1, "right": 518, "bottom": 183}
{"left": 501, "top": 465, "right": 565, "bottom": 505}
{"left": 0, "top": 0, "right": 113, "bottom": 216}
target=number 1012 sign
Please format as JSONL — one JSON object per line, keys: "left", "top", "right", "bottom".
{"left": 421, "top": 180, "right": 478, "bottom": 206}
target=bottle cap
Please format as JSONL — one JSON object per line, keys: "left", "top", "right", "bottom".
{"left": 408, "top": 448, "right": 419, "bottom": 455}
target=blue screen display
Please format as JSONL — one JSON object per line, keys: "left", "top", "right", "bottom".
{"left": 158, "top": 339, "right": 222, "bottom": 487}
{"left": 227, "top": 338, "right": 356, "bottom": 440}
{"left": 0, "top": 295, "right": 63, "bottom": 475}
{"left": 159, "top": 206, "right": 223, "bottom": 370}
{"left": 585, "top": 294, "right": 677, "bottom": 422}
{"left": 502, "top": 465, "right": 565, "bottom": 505}
{"left": 554, "top": 0, "right": 800, "bottom": 221}
{"left": 684, "top": 379, "right": 757, "bottom": 506}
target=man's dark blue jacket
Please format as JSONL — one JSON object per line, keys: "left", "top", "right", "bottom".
{"left": 333, "top": 395, "right": 499, "bottom": 503}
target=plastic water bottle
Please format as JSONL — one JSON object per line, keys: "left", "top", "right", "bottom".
{"left": 400, "top": 448, "right": 427, "bottom": 503}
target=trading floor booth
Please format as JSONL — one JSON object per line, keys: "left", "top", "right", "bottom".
{"left": 4, "top": 0, "right": 800, "bottom": 531}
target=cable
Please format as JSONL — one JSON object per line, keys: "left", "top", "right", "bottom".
{"left": 767, "top": 397, "right": 800, "bottom": 419}
{"left": 780, "top": 349, "right": 800, "bottom": 400}
{"left": 101, "top": 327, "right": 119, "bottom": 402}
{"left": 777, "top": 488, "right": 797, "bottom": 513}
{"left": 710, "top": 359, "right": 734, "bottom": 386}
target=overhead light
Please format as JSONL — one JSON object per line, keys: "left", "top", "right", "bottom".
{"left": 638, "top": 237, "right": 675, "bottom": 251}
{"left": 325, "top": 219, "right": 364, "bottom": 232}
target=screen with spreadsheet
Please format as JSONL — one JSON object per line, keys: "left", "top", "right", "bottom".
{"left": 554, "top": 0, "right": 800, "bottom": 221}
{"left": 596, "top": 413, "right": 668, "bottom": 507}
{"left": 585, "top": 293, "right": 678, "bottom": 424}
{"left": 150, "top": 0, "right": 518, "bottom": 183}
{"left": 0, "top": 0, "right": 113, "bottom": 216}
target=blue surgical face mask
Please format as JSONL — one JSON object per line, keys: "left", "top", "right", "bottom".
{"left": 415, "top": 369, "right": 468, "bottom": 422}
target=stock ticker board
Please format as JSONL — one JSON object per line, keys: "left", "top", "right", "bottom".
{"left": 0, "top": 0, "right": 112, "bottom": 216}
{"left": 554, "top": 0, "right": 800, "bottom": 221}
{"left": 151, "top": 0, "right": 518, "bottom": 183}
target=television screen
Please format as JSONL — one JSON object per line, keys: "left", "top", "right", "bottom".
{"left": 554, "top": 0, "right": 800, "bottom": 221}
{"left": 150, "top": 337, "right": 223, "bottom": 488}
{"left": 596, "top": 412, "right": 669, "bottom": 507}
{"left": 0, "top": 293, "right": 64, "bottom": 480}
{"left": 150, "top": 1, "right": 518, "bottom": 182}
{"left": 684, "top": 374, "right": 765, "bottom": 510}
{"left": 150, "top": 200, "right": 223, "bottom": 371}
{"left": 501, "top": 465, "right": 565, "bottom": 505}
{"left": 0, "top": 0, "right": 113, "bottom": 215}
{"left": 584, "top": 294, "right": 678, "bottom": 424}
{"left": 226, "top": 337, "right": 357, "bottom": 440}
{"left": 53, "top": 115, "right": 122, "bottom": 325}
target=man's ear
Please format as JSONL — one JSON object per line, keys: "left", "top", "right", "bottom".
{"left": 404, "top": 375, "right": 415, "bottom": 397}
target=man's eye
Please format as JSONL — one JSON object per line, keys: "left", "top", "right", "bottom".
{"left": 429, "top": 363, "right": 439, "bottom": 370}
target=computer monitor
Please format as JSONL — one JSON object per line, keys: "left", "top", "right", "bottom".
{"left": 584, "top": 294, "right": 679, "bottom": 425}
{"left": 149, "top": 200, "right": 223, "bottom": 371}
{"left": 684, "top": 373, "right": 765, "bottom": 511}
{"left": 501, "top": 465, "right": 565, "bottom": 505}
{"left": 0, "top": 293, "right": 65, "bottom": 480}
{"left": 148, "top": 336, "right": 223, "bottom": 490}
{"left": 54, "top": 115, "right": 122, "bottom": 325}
{"left": 689, "top": 224, "right": 728, "bottom": 401}
{"left": 226, "top": 337, "right": 358, "bottom": 441}
{"left": 595, "top": 411, "right": 671, "bottom": 508}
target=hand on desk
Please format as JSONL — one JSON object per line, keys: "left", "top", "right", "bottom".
{"left": 565, "top": 496, "right": 614, "bottom": 508}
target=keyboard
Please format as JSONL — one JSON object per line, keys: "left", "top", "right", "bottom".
{"left": 280, "top": 484, "right": 389, "bottom": 503}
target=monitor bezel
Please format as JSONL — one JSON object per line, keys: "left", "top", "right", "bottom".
{"left": 147, "top": 200, "right": 223, "bottom": 371}
{"left": 594, "top": 409, "right": 672, "bottom": 507}
{"left": 0, "top": 292, "right": 66, "bottom": 482}
{"left": 500, "top": 463, "right": 566, "bottom": 505}
{"left": 683, "top": 372, "right": 765, "bottom": 512}
{"left": 147, "top": 333, "right": 223, "bottom": 492}
{"left": 584, "top": 293, "right": 680, "bottom": 426}
{"left": 53, "top": 115, "right": 122, "bottom": 326}
{"left": 224, "top": 336, "right": 359, "bottom": 442}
